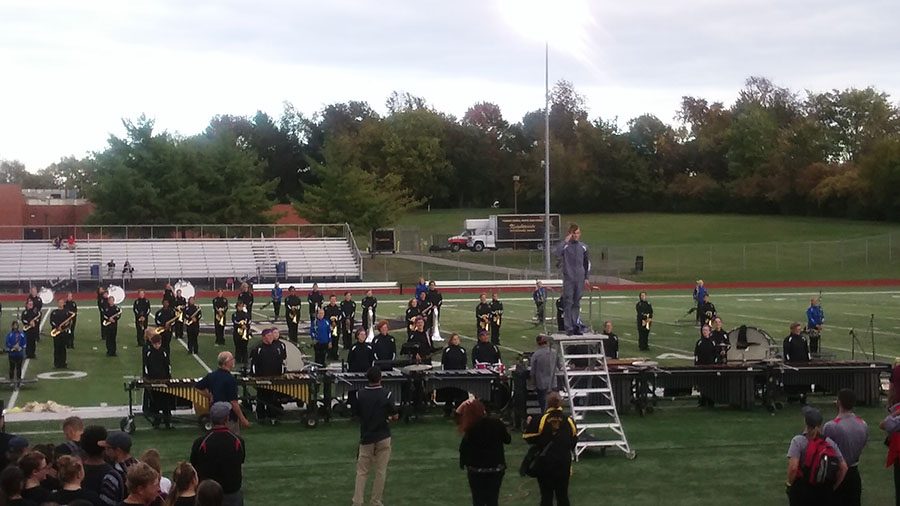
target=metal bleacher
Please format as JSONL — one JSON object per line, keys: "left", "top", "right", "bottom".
{"left": 0, "top": 235, "right": 362, "bottom": 283}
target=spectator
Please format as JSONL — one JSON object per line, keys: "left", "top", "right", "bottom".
{"left": 29, "top": 443, "right": 60, "bottom": 493}
{"left": 19, "top": 451, "right": 52, "bottom": 504}
{"left": 880, "top": 399, "right": 900, "bottom": 506}
{"left": 80, "top": 425, "right": 125, "bottom": 506}
{"left": 352, "top": 366, "right": 398, "bottom": 506}
{"left": 823, "top": 389, "right": 868, "bottom": 506}
{"left": 50, "top": 455, "right": 103, "bottom": 506}
{"left": 122, "top": 261, "right": 134, "bottom": 280}
{"left": 67, "top": 234, "right": 76, "bottom": 251}
{"left": 139, "top": 449, "right": 171, "bottom": 498}
{"left": 53, "top": 236, "right": 62, "bottom": 250}
{"left": 119, "top": 462, "right": 160, "bottom": 506}
{"left": 190, "top": 402, "right": 246, "bottom": 506}
{"left": 523, "top": 392, "right": 578, "bottom": 506}
{"left": 56, "top": 416, "right": 84, "bottom": 457}
{"left": 0, "top": 411, "right": 15, "bottom": 469}
{"left": 103, "top": 432, "right": 137, "bottom": 488}
{"left": 457, "top": 398, "right": 511, "bottom": 506}
{"left": 890, "top": 357, "right": 900, "bottom": 405}
{"left": 1, "top": 465, "right": 36, "bottom": 506}
{"left": 165, "top": 462, "right": 198, "bottom": 506}
{"left": 529, "top": 335, "right": 558, "bottom": 414}
{"left": 106, "top": 260, "right": 116, "bottom": 279}
{"left": 7, "top": 436, "right": 30, "bottom": 467}
{"left": 786, "top": 406, "right": 847, "bottom": 506}
{"left": 195, "top": 480, "right": 223, "bottom": 506}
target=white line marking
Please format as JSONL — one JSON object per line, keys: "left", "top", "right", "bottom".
{"left": 175, "top": 338, "right": 212, "bottom": 373}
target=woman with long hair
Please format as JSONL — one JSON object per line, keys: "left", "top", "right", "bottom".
{"left": 49, "top": 455, "right": 102, "bottom": 506}
{"left": 457, "top": 398, "right": 511, "bottom": 506}
{"left": 165, "top": 462, "right": 199, "bottom": 506}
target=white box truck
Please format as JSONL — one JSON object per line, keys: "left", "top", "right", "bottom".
{"left": 447, "top": 214, "right": 561, "bottom": 252}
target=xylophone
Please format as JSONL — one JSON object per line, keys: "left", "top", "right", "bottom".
{"left": 124, "top": 378, "right": 211, "bottom": 433}
{"left": 424, "top": 369, "right": 497, "bottom": 401}
{"left": 765, "top": 360, "right": 890, "bottom": 407}
{"left": 242, "top": 373, "right": 316, "bottom": 404}
{"left": 647, "top": 365, "right": 764, "bottom": 410}
{"left": 326, "top": 370, "right": 408, "bottom": 407}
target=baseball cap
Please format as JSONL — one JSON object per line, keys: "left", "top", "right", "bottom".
{"left": 210, "top": 402, "right": 232, "bottom": 424}
{"left": 802, "top": 406, "right": 823, "bottom": 427}
{"left": 8, "top": 436, "right": 29, "bottom": 451}
{"left": 103, "top": 431, "right": 132, "bottom": 452}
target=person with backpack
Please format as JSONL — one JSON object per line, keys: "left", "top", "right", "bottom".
{"left": 823, "top": 389, "right": 868, "bottom": 506}
{"left": 523, "top": 392, "right": 578, "bottom": 506}
{"left": 785, "top": 406, "right": 848, "bottom": 506}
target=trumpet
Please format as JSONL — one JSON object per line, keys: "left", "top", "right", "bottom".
{"left": 154, "top": 315, "right": 179, "bottom": 335}
{"left": 50, "top": 312, "right": 76, "bottom": 337}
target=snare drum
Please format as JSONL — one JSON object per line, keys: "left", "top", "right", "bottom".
{"left": 491, "top": 363, "right": 505, "bottom": 375}
{"left": 475, "top": 362, "right": 490, "bottom": 370}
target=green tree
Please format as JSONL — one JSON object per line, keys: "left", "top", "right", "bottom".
{"left": 0, "top": 159, "right": 55, "bottom": 187}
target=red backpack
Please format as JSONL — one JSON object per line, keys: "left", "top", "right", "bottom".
{"left": 802, "top": 436, "right": 841, "bottom": 486}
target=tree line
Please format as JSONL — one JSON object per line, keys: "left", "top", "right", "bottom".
{"left": 2, "top": 77, "right": 899, "bottom": 232}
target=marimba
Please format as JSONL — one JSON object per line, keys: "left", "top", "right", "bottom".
{"left": 124, "top": 378, "right": 211, "bottom": 432}
{"left": 241, "top": 373, "right": 319, "bottom": 427}
{"left": 766, "top": 360, "right": 890, "bottom": 406}
{"left": 424, "top": 369, "right": 498, "bottom": 401}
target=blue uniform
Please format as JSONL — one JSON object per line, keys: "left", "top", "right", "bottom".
{"left": 310, "top": 317, "right": 332, "bottom": 365}
{"left": 5, "top": 330, "right": 25, "bottom": 360}
{"left": 807, "top": 305, "right": 825, "bottom": 328}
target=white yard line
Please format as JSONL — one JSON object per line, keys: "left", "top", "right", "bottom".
{"left": 174, "top": 338, "right": 212, "bottom": 373}
{"left": 9, "top": 309, "right": 50, "bottom": 408}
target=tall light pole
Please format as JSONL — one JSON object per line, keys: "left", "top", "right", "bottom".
{"left": 543, "top": 41, "right": 551, "bottom": 277}
{"left": 512, "top": 175, "right": 520, "bottom": 213}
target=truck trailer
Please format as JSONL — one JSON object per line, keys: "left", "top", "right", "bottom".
{"left": 447, "top": 214, "right": 561, "bottom": 252}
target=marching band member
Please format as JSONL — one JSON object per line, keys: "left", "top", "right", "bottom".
{"left": 694, "top": 325, "right": 717, "bottom": 407}
{"left": 404, "top": 317, "right": 433, "bottom": 365}
{"left": 5, "top": 321, "right": 26, "bottom": 383}
{"left": 361, "top": 290, "right": 378, "bottom": 334}
{"left": 426, "top": 281, "right": 443, "bottom": 339}
{"left": 698, "top": 293, "right": 717, "bottom": 329}
{"left": 324, "top": 295, "right": 342, "bottom": 360}
{"left": 472, "top": 329, "right": 501, "bottom": 366}
{"left": 162, "top": 282, "right": 175, "bottom": 307}
{"left": 533, "top": 281, "right": 547, "bottom": 326}
{"left": 49, "top": 299, "right": 73, "bottom": 369}
{"left": 28, "top": 286, "right": 43, "bottom": 313}
{"left": 307, "top": 283, "right": 324, "bottom": 324}
{"left": 238, "top": 283, "right": 254, "bottom": 321}
{"left": 284, "top": 286, "right": 302, "bottom": 343}
{"left": 232, "top": 302, "right": 251, "bottom": 364}
{"left": 340, "top": 292, "right": 357, "bottom": 351}
{"left": 20, "top": 299, "right": 40, "bottom": 359}
{"left": 184, "top": 296, "right": 202, "bottom": 355}
{"left": 64, "top": 292, "right": 78, "bottom": 349}
{"left": 784, "top": 322, "right": 811, "bottom": 363}
{"left": 154, "top": 298, "right": 177, "bottom": 354}
{"left": 143, "top": 333, "right": 173, "bottom": 429}
{"left": 101, "top": 295, "right": 122, "bottom": 357}
{"left": 440, "top": 333, "right": 467, "bottom": 370}
{"left": 347, "top": 328, "right": 376, "bottom": 373}
{"left": 415, "top": 277, "right": 428, "bottom": 300}
{"left": 372, "top": 321, "right": 396, "bottom": 362}
{"left": 556, "top": 297, "right": 565, "bottom": 332}
{"left": 489, "top": 292, "right": 503, "bottom": 345}
{"left": 249, "top": 328, "right": 287, "bottom": 424}
{"left": 212, "top": 289, "right": 229, "bottom": 346}
{"left": 96, "top": 286, "right": 109, "bottom": 338}
{"left": 806, "top": 297, "right": 825, "bottom": 354}
{"left": 310, "top": 308, "right": 331, "bottom": 366}
{"left": 173, "top": 289, "right": 187, "bottom": 341}
{"left": 417, "top": 291, "right": 433, "bottom": 335}
{"left": 710, "top": 317, "right": 730, "bottom": 364}
{"left": 602, "top": 320, "right": 619, "bottom": 360}
{"left": 635, "top": 291, "right": 653, "bottom": 351}
{"left": 405, "top": 298, "right": 420, "bottom": 340}
{"left": 270, "top": 282, "right": 283, "bottom": 320}
{"left": 475, "top": 293, "right": 491, "bottom": 339}
{"left": 133, "top": 290, "right": 151, "bottom": 347}
{"left": 692, "top": 279, "right": 707, "bottom": 325}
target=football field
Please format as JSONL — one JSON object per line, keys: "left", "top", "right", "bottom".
{"left": 3, "top": 285, "right": 900, "bottom": 505}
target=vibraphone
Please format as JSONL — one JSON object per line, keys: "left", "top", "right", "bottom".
{"left": 423, "top": 369, "right": 498, "bottom": 401}
{"left": 241, "top": 373, "right": 319, "bottom": 427}
{"left": 766, "top": 360, "right": 890, "bottom": 406}
{"left": 327, "top": 370, "right": 408, "bottom": 401}
{"left": 647, "top": 365, "right": 764, "bottom": 410}
{"left": 124, "top": 378, "right": 211, "bottom": 432}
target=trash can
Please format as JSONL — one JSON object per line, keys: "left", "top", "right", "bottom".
{"left": 90, "top": 264, "right": 100, "bottom": 279}
{"left": 634, "top": 256, "right": 644, "bottom": 273}
{"left": 275, "top": 261, "right": 287, "bottom": 280}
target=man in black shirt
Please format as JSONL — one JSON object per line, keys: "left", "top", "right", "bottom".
{"left": 49, "top": 299, "right": 72, "bottom": 369}
{"left": 340, "top": 292, "right": 357, "bottom": 351}
{"left": 173, "top": 289, "right": 187, "bottom": 341}
{"left": 190, "top": 402, "right": 246, "bottom": 506}
{"left": 352, "top": 367, "right": 398, "bottom": 506}
{"left": 361, "top": 290, "right": 377, "bottom": 336}
{"left": 307, "top": 283, "right": 324, "bottom": 324}
{"left": 472, "top": 330, "right": 501, "bottom": 366}
{"left": 132, "top": 290, "right": 151, "bottom": 347}
{"left": 249, "top": 328, "right": 287, "bottom": 424}
{"left": 489, "top": 292, "right": 503, "bottom": 345}
{"left": 347, "top": 329, "right": 375, "bottom": 373}
{"left": 635, "top": 291, "right": 653, "bottom": 351}
{"left": 102, "top": 295, "right": 122, "bottom": 357}
{"left": 324, "top": 295, "right": 342, "bottom": 360}
{"left": 372, "top": 321, "right": 396, "bottom": 362}
{"left": 426, "top": 281, "right": 443, "bottom": 341}
{"left": 475, "top": 293, "right": 491, "bottom": 339}
{"left": 154, "top": 299, "right": 177, "bottom": 354}
{"left": 213, "top": 289, "right": 229, "bottom": 346}
{"left": 20, "top": 299, "right": 40, "bottom": 359}
{"left": 284, "top": 286, "right": 302, "bottom": 343}
{"left": 80, "top": 425, "right": 125, "bottom": 505}
{"left": 783, "top": 322, "right": 811, "bottom": 363}
{"left": 404, "top": 298, "right": 420, "bottom": 340}
{"left": 417, "top": 291, "right": 433, "bottom": 336}
{"left": 143, "top": 334, "right": 173, "bottom": 429}
{"left": 28, "top": 286, "right": 43, "bottom": 314}
{"left": 710, "top": 317, "right": 730, "bottom": 364}
{"left": 699, "top": 293, "right": 717, "bottom": 329}
{"left": 602, "top": 320, "right": 619, "bottom": 360}
{"left": 232, "top": 303, "right": 250, "bottom": 364}
{"left": 237, "top": 283, "right": 254, "bottom": 321}
{"left": 64, "top": 291, "right": 78, "bottom": 349}
{"left": 694, "top": 325, "right": 718, "bottom": 407}
{"left": 184, "top": 296, "right": 202, "bottom": 355}
{"left": 196, "top": 351, "right": 251, "bottom": 432}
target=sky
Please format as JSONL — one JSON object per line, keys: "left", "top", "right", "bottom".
{"left": 1, "top": 0, "right": 899, "bottom": 170}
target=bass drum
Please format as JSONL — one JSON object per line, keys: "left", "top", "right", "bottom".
{"left": 38, "top": 287, "right": 55, "bottom": 305}
{"left": 174, "top": 280, "right": 196, "bottom": 300}
{"left": 726, "top": 326, "right": 775, "bottom": 362}
{"left": 107, "top": 285, "right": 126, "bottom": 305}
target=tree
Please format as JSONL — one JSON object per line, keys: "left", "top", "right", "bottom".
{"left": 295, "top": 144, "right": 419, "bottom": 235}
{"left": 806, "top": 87, "right": 900, "bottom": 162}
{"left": 0, "top": 159, "right": 55, "bottom": 187}
{"left": 858, "top": 137, "right": 900, "bottom": 219}
{"left": 42, "top": 156, "right": 97, "bottom": 193}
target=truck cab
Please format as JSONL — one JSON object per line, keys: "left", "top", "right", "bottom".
{"left": 448, "top": 219, "right": 495, "bottom": 252}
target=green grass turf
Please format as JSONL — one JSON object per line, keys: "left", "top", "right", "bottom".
{"left": 4, "top": 288, "right": 900, "bottom": 504}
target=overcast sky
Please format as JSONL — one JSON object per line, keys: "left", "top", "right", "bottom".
{"left": 2, "top": 0, "right": 899, "bottom": 170}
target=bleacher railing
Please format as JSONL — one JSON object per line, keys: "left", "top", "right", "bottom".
{"left": 0, "top": 224, "right": 355, "bottom": 242}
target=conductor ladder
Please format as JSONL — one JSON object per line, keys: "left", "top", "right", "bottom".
{"left": 553, "top": 334, "right": 635, "bottom": 460}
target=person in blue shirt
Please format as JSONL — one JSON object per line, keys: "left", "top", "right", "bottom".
{"left": 415, "top": 277, "right": 428, "bottom": 301}
{"left": 310, "top": 308, "right": 332, "bottom": 367}
{"left": 5, "top": 321, "right": 26, "bottom": 384}
{"left": 270, "top": 282, "right": 283, "bottom": 320}
{"left": 806, "top": 297, "right": 825, "bottom": 354}
{"left": 692, "top": 280, "right": 707, "bottom": 325}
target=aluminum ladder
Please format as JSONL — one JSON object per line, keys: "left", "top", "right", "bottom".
{"left": 553, "top": 333, "right": 635, "bottom": 460}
